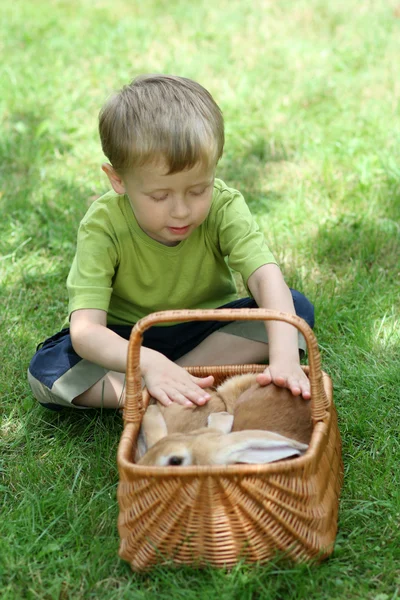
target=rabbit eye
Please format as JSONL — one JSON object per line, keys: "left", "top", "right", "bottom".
{"left": 168, "top": 456, "right": 184, "bottom": 466}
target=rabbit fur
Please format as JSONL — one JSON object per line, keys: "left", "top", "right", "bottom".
{"left": 136, "top": 373, "right": 312, "bottom": 466}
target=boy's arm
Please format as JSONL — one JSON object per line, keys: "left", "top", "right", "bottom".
{"left": 70, "top": 309, "right": 128, "bottom": 372}
{"left": 247, "top": 263, "right": 311, "bottom": 399}
{"left": 69, "top": 309, "right": 214, "bottom": 406}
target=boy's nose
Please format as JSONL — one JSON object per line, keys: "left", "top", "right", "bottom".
{"left": 170, "top": 197, "right": 190, "bottom": 219}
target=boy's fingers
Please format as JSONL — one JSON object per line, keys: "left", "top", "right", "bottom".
{"left": 183, "top": 388, "right": 210, "bottom": 405}
{"left": 259, "top": 367, "right": 308, "bottom": 397}
{"left": 286, "top": 377, "right": 302, "bottom": 396}
{"left": 192, "top": 375, "right": 214, "bottom": 388}
{"left": 269, "top": 372, "right": 310, "bottom": 399}
{"left": 164, "top": 388, "right": 194, "bottom": 406}
{"left": 256, "top": 371, "right": 272, "bottom": 386}
{"left": 270, "top": 374, "right": 286, "bottom": 387}
{"left": 164, "top": 379, "right": 211, "bottom": 406}
{"left": 300, "top": 381, "right": 311, "bottom": 400}
{"left": 287, "top": 373, "right": 310, "bottom": 399}
{"left": 152, "top": 390, "right": 173, "bottom": 407}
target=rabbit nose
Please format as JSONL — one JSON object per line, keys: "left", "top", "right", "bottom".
{"left": 168, "top": 456, "right": 185, "bottom": 466}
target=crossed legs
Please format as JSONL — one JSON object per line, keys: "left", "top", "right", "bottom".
{"left": 72, "top": 331, "right": 268, "bottom": 408}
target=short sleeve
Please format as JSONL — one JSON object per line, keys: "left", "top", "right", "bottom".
{"left": 207, "top": 181, "right": 278, "bottom": 284}
{"left": 67, "top": 208, "right": 120, "bottom": 316}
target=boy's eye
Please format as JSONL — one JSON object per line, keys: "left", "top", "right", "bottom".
{"left": 150, "top": 194, "right": 168, "bottom": 201}
{"left": 190, "top": 186, "right": 208, "bottom": 197}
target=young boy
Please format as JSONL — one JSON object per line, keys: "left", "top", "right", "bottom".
{"left": 28, "top": 74, "right": 314, "bottom": 411}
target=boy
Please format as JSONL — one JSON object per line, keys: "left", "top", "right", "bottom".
{"left": 28, "top": 74, "right": 314, "bottom": 411}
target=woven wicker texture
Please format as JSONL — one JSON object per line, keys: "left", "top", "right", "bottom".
{"left": 117, "top": 309, "right": 343, "bottom": 570}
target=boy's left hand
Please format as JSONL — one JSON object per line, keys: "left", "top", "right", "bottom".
{"left": 256, "top": 362, "right": 311, "bottom": 399}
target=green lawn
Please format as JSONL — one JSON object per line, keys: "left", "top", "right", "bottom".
{"left": 1, "top": 1, "right": 399, "bottom": 598}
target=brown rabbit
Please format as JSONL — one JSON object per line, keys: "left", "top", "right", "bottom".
{"left": 137, "top": 425, "right": 309, "bottom": 466}
{"left": 231, "top": 380, "right": 312, "bottom": 444}
{"left": 136, "top": 373, "right": 312, "bottom": 466}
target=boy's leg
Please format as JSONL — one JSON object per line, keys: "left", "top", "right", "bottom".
{"left": 176, "top": 332, "right": 268, "bottom": 367}
{"left": 142, "top": 292, "right": 311, "bottom": 369}
{"left": 28, "top": 327, "right": 127, "bottom": 410}
{"left": 175, "top": 290, "right": 313, "bottom": 367}
{"left": 72, "top": 371, "right": 126, "bottom": 408}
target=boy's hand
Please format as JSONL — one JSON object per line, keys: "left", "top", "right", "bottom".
{"left": 256, "top": 362, "right": 311, "bottom": 399}
{"left": 142, "top": 354, "right": 214, "bottom": 407}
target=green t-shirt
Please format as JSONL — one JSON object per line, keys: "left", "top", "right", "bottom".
{"left": 66, "top": 178, "right": 277, "bottom": 326}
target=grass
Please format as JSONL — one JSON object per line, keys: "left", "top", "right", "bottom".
{"left": 1, "top": 0, "right": 400, "bottom": 598}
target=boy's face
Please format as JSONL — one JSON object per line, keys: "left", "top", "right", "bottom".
{"left": 103, "top": 161, "right": 215, "bottom": 246}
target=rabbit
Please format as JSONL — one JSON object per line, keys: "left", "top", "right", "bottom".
{"left": 137, "top": 423, "right": 309, "bottom": 466}
{"left": 230, "top": 379, "right": 312, "bottom": 444}
{"left": 136, "top": 373, "right": 312, "bottom": 466}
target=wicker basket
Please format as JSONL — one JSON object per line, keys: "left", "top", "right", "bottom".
{"left": 117, "top": 309, "right": 343, "bottom": 571}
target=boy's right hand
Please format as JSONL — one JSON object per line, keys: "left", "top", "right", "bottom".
{"left": 142, "top": 352, "right": 214, "bottom": 407}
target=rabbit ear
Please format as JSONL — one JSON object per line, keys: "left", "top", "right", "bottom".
{"left": 212, "top": 430, "right": 308, "bottom": 465}
{"left": 207, "top": 411, "right": 234, "bottom": 433}
{"left": 136, "top": 405, "right": 168, "bottom": 461}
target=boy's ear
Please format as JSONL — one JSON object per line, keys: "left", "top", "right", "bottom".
{"left": 102, "top": 163, "right": 126, "bottom": 195}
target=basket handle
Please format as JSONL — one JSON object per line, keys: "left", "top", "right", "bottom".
{"left": 124, "top": 308, "right": 329, "bottom": 424}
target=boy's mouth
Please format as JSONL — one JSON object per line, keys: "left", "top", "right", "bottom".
{"left": 168, "top": 225, "right": 190, "bottom": 235}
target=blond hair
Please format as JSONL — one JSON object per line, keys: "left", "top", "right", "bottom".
{"left": 99, "top": 74, "right": 224, "bottom": 175}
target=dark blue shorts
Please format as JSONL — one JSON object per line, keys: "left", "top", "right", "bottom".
{"left": 27, "top": 292, "right": 314, "bottom": 410}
